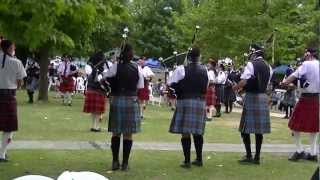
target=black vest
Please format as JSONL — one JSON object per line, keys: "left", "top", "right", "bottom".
{"left": 178, "top": 63, "right": 208, "bottom": 99}
{"left": 87, "top": 69, "right": 103, "bottom": 91}
{"left": 244, "top": 59, "right": 270, "bottom": 93}
{"left": 110, "top": 62, "right": 139, "bottom": 96}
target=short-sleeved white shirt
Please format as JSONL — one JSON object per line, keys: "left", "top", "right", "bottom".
{"left": 0, "top": 52, "right": 27, "bottom": 89}
{"left": 291, "top": 60, "right": 320, "bottom": 93}
{"left": 240, "top": 61, "right": 273, "bottom": 81}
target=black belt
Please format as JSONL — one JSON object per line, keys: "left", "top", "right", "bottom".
{"left": 301, "top": 93, "right": 319, "bottom": 97}
{"left": 0, "top": 89, "right": 16, "bottom": 96}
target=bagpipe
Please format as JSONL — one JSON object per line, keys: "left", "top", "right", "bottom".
{"left": 92, "top": 27, "right": 130, "bottom": 95}
{"left": 164, "top": 25, "right": 201, "bottom": 98}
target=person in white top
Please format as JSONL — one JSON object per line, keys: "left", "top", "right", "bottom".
{"left": 102, "top": 44, "right": 144, "bottom": 171}
{"left": 282, "top": 48, "right": 320, "bottom": 161}
{"left": 214, "top": 63, "right": 227, "bottom": 117}
{"left": 205, "top": 59, "right": 217, "bottom": 121}
{"left": 57, "top": 55, "right": 77, "bottom": 106}
{"left": 0, "top": 40, "right": 27, "bottom": 162}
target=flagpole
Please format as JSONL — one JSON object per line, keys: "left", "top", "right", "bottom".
{"left": 272, "top": 29, "right": 276, "bottom": 65}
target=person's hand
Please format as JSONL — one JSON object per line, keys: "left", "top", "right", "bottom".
{"left": 232, "top": 84, "right": 238, "bottom": 91}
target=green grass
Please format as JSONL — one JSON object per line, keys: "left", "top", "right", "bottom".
{"left": 14, "top": 90, "right": 309, "bottom": 144}
{"left": 0, "top": 150, "right": 316, "bottom": 180}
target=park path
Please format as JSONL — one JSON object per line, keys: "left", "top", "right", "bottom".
{"left": 10, "top": 140, "right": 301, "bottom": 153}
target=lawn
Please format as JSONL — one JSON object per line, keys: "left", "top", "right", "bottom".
{"left": 0, "top": 150, "right": 316, "bottom": 180}
{"left": 15, "top": 91, "right": 308, "bottom": 144}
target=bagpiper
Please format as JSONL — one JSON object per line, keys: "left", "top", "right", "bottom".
{"left": 233, "top": 44, "right": 272, "bottom": 165}
{"left": 168, "top": 47, "right": 208, "bottom": 168}
{"left": 282, "top": 48, "right": 319, "bottom": 162}
{"left": 0, "top": 40, "right": 27, "bottom": 162}
{"left": 25, "top": 58, "right": 40, "bottom": 104}
{"left": 83, "top": 52, "right": 108, "bottom": 132}
{"left": 103, "top": 44, "right": 144, "bottom": 171}
{"left": 57, "top": 54, "right": 77, "bottom": 106}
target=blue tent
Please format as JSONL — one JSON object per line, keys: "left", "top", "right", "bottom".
{"left": 145, "top": 58, "right": 162, "bottom": 69}
{"left": 273, "top": 65, "right": 289, "bottom": 74}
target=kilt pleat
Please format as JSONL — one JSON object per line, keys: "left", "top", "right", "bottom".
{"left": 83, "top": 90, "right": 106, "bottom": 114}
{"left": 108, "top": 96, "right": 141, "bottom": 134}
{"left": 215, "top": 84, "right": 224, "bottom": 104}
{"left": 0, "top": 93, "right": 18, "bottom": 131}
{"left": 169, "top": 98, "right": 206, "bottom": 135}
{"left": 288, "top": 96, "right": 319, "bottom": 133}
{"left": 59, "top": 76, "right": 74, "bottom": 92}
{"left": 205, "top": 86, "right": 216, "bottom": 106}
{"left": 224, "top": 86, "right": 236, "bottom": 103}
{"left": 239, "top": 93, "right": 270, "bottom": 134}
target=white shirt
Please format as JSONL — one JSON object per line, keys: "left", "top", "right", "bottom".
{"left": 0, "top": 52, "right": 27, "bottom": 89}
{"left": 168, "top": 65, "right": 209, "bottom": 85}
{"left": 240, "top": 61, "right": 273, "bottom": 81}
{"left": 208, "top": 70, "right": 216, "bottom": 82}
{"left": 103, "top": 62, "right": 144, "bottom": 89}
{"left": 291, "top": 59, "right": 320, "bottom": 93}
{"left": 215, "top": 71, "right": 227, "bottom": 84}
{"left": 57, "top": 61, "right": 73, "bottom": 76}
{"left": 142, "top": 66, "right": 154, "bottom": 77}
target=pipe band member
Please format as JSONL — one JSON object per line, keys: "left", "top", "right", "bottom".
{"left": 168, "top": 47, "right": 208, "bottom": 168}
{"left": 0, "top": 40, "right": 27, "bottom": 162}
{"left": 103, "top": 44, "right": 144, "bottom": 171}
{"left": 233, "top": 44, "right": 273, "bottom": 165}
{"left": 83, "top": 52, "right": 108, "bottom": 132}
{"left": 282, "top": 48, "right": 319, "bottom": 162}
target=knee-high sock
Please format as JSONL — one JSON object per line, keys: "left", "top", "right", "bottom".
{"left": 206, "top": 107, "right": 212, "bottom": 118}
{"left": 241, "top": 133, "right": 252, "bottom": 158}
{"left": 181, "top": 137, "right": 191, "bottom": 163}
{"left": 293, "top": 131, "right": 303, "bottom": 153}
{"left": 0, "top": 132, "right": 13, "bottom": 159}
{"left": 111, "top": 136, "right": 120, "bottom": 162}
{"left": 91, "top": 114, "right": 98, "bottom": 129}
{"left": 229, "top": 103, "right": 233, "bottom": 112}
{"left": 123, "top": 139, "right": 133, "bottom": 164}
{"left": 225, "top": 102, "right": 229, "bottom": 113}
{"left": 193, "top": 134, "right": 203, "bottom": 162}
{"left": 66, "top": 92, "right": 72, "bottom": 104}
{"left": 215, "top": 104, "right": 221, "bottom": 115}
{"left": 255, "top": 134, "right": 263, "bottom": 159}
{"left": 309, "top": 133, "right": 319, "bottom": 156}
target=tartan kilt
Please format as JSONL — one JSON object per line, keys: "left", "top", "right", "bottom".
{"left": 0, "top": 90, "right": 18, "bottom": 131}
{"left": 83, "top": 90, "right": 106, "bottom": 114}
{"left": 59, "top": 76, "right": 74, "bottom": 93}
{"left": 169, "top": 98, "right": 206, "bottom": 135}
{"left": 26, "top": 77, "right": 39, "bottom": 91}
{"left": 108, "top": 96, "right": 141, "bottom": 134}
{"left": 205, "top": 86, "right": 216, "bottom": 106}
{"left": 138, "top": 80, "right": 150, "bottom": 101}
{"left": 288, "top": 96, "right": 319, "bottom": 133}
{"left": 224, "top": 86, "right": 236, "bottom": 103}
{"left": 239, "top": 93, "right": 270, "bottom": 134}
{"left": 215, "top": 84, "right": 224, "bottom": 104}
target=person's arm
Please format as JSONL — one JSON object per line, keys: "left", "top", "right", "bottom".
{"left": 102, "top": 63, "right": 117, "bottom": 78}
{"left": 281, "top": 65, "right": 304, "bottom": 86}
{"left": 167, "top": 66, "right": 185, "bottom": 86}
{"left": 16, "top": 61, "right": 27, "bottom": 89}
{"left": 232, "top": 62, "right": 253, "bottom": 91}
{"left": 137, "top": 66, "right": 144, "bottom": 89}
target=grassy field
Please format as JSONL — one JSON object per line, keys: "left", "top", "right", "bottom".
{"left": 14, "top": 91, "right": 309, "bottom": 144}
{"left": 0, "top": 150, "right": 316, "bottom": 180}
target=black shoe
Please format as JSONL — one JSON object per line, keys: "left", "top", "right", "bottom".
{"left": 282, "top": 116, "right": 289, "bottom": 119}
{"left": 238, "top": 156, "right": 252, "bottom": 164}
{"left": 252, "top": 157, "right": 260, "bottom": 165}
{"left": 304, "top": 153, "right": 317, "bottom": 162}
{"left": 121, "top": 162, "right": 129, "bottom": 171}
{"left": 171, "top": 108, "right": 175, "bottom": 111}
{"left": 213, "top": 113, "right": 221, "bottom": 117}
{"left": 180, "top": 161, "right": 191, "bottom": 168}
{"left": 68, "top": 103, "right": 72, "bottom": 106}
{"left": 191, "top": 160, "right": 203, "bottom": 167}
{"left": 0, "top": 158, "right": 8, "bottom": 163}
{"left": 90, "top": 128, "right": 101, "bottom": 132}
{"left": 206, "top": 117, "right": 212, "bottom": 121}
{"left": 112, "top": 161, "right": 120, "bottom": 171}
{"left": 288, "top": 151, "right": 305, "bottom": 161}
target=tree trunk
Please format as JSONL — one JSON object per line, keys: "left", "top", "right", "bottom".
{"left": 38, "top": 46, "right": 50, "bottom": 102}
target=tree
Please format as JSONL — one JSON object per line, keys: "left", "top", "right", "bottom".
{"left": 0, "top": 0, "right": 126, "bottom": 101}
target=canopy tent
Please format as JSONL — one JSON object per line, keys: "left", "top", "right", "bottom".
{"left": 273, "top": 65, "right": 289, "bottom": 74}
{"left": 145, "top": 58, "right": 162, "bottom": 69}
